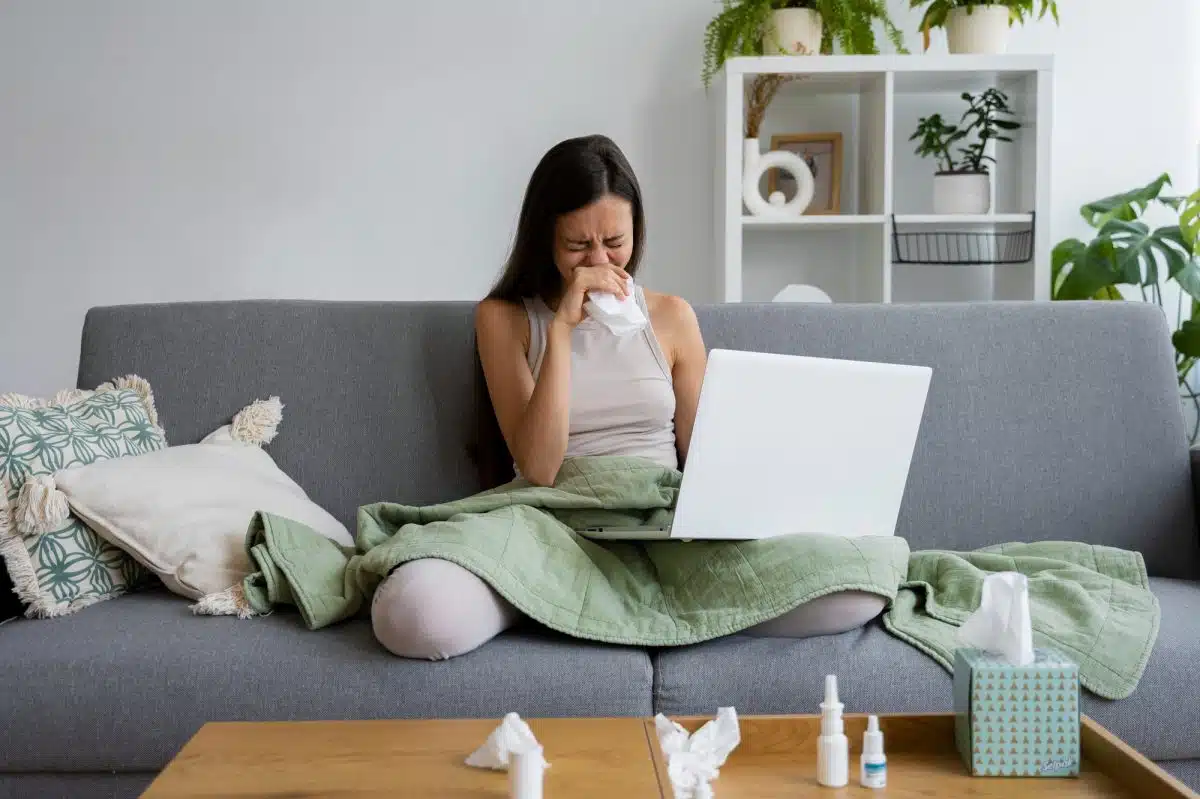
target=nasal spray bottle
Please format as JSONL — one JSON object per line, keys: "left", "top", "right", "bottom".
{"left": 859, "top": 714, "right": 887, "bottom": 788}
{"left": 817, "top": 674, "right": 849, "bottom": 788}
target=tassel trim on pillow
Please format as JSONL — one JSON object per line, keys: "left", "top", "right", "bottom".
{"left": 0, "top": 482, "right": 107, "bottom": 619}
{"left": 14, "top": 475, "right": 70, "bottom": 534}
{"left": 96, "top": 374, "right": 160, "bottom": 428}
{"left": 190, "top": 584, "right": 260, "bottom": 619}
{"left": 230, "top": 396, "right": 284, "bottom": 447}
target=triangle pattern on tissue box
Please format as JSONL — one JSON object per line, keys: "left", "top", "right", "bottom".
{"left": 956, "top": 648, "right": 1081, "bottom": 778}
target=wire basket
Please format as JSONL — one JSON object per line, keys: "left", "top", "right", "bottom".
{"left": 891, "top": 213, "right": 1035, "bottom": 266}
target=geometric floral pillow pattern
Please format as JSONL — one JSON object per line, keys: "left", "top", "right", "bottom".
{"left": 0, "top": 376, "right": 167, "bottom": 618}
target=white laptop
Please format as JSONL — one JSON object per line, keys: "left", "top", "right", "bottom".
{"left": 581, "top": 348, "right": 932, "bottom": 541}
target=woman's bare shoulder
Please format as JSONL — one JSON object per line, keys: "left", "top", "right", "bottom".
{"left": 642, "top": 288, "right": 699, "bottom": 329}
{"left": 475, "top": 297, "right": 530, "bottom": 350}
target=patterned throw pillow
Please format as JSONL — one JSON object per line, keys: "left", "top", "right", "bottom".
{"left": 0, "top": 377, "right": 168, "bottom": 618}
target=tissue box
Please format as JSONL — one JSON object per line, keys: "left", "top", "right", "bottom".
{"left": 953, "top": 647, "right": 1080, "bottom": 778}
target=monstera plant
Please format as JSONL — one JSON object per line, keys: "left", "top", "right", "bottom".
{"left": 1051, "top": 174, "right": 1200, "bottom": 439}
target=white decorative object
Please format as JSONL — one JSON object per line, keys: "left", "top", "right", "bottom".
{"left": 772, "top": 284, "right": 833, "bottom": 304}
{"left": 933, "top": 172, "right": 992, "bottom": 215}
{"left": 764, "top": 8, "right": 823, "bottom": 55}
{"left": 945, "top": 5, "right": 1011, "bottom": 54}
{"left": 743, "top": 138, "right": 814, "bottom": 219}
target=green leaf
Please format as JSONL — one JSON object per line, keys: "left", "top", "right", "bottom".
{"left": 1053, "top": 238, "right": 1122, "bottom": 300}
{"left": 1050, "top": 238, "right": 1084, "bottom": 299}
{"left": 1181, "top": 189, "right": 1200, "bottom": 253}
{"left": 1092, "top": 219, "right": 1189, "bottom": 287}
{"left": 1080, "top": 173, "right": 1173, "bottom": 228}
{"left": 1172, "top": 256, "right": 1200, "bottom": 304}
{"left": 1174, "top": 318, "right": 1200, "bottom": 358}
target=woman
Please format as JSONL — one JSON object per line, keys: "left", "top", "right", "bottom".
{"left": 372, "top": 135, "right": 884, "bottom": 660}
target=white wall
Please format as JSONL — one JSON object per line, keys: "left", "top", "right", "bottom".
{"left": 1, "top": 0, "right": 1197, "bottom": 396}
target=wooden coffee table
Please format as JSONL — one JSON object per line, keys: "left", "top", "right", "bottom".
{"left": 141, "top": 713, "right": 1197, "bottom": 798}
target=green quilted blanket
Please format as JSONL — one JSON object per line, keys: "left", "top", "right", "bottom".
{"left": 883, "top": 542, "right": 1160, "bottom": 700}
{"left": 203, "top": 456, "right": 909, "bottom": 645}
{"left": 193, "top": 456, "right": 1160, "bottom": 700}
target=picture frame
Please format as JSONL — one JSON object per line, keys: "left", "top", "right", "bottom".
{"left": 767, "top": 132, "right": 844, "bottom": 215}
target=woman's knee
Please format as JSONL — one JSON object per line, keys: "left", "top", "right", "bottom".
{"left": 745, "top": 590, "right": 886, "bottom": 640}
{"left": 371, "top": 559, "right": 520, "bottom": 660}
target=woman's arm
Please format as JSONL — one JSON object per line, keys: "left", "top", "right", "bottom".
{"left": 649, "top": 294, "right": 708, "bottom": 467}
{"left": 475, "top": 299, "right": 572, "bottom": 486}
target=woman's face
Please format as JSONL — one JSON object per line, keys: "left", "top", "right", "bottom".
{"left": 553, "top": 194, "right": 634, "bottom": 282}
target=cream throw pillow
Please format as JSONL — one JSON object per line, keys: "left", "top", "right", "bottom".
{"left": 52, "top": 401, "right": 353, "bottom": 601}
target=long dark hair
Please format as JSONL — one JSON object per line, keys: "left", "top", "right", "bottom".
{"left": 469, "top": 134, "right": 647, "bottom": 486}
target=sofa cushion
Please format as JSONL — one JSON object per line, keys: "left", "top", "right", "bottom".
{"left": 651, "top": 577, "right": 1200, "bottom": 762}
{"left": 0, "top": 589, "right": 653, "bottom": 772}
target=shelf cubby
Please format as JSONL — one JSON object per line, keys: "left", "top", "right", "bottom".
{"left": 714, "top": 54, "right": 1053, "bottom": 305}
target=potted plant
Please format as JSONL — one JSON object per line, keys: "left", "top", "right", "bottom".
{"left": 910, "top": 88, "right": 1020, "bottom": 215}
{"left": 702, "top": 0, "right": 907, "bottom": 88}
{"left": 909, "top": 0, "right": 1059, "bottom": 54}
{"left": 1051, "top": 175, "right": 1200, "bottom": 440}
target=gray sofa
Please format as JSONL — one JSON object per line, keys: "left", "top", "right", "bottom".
{"left": 1, "top": 299, "right": 1198, "bottom": 798}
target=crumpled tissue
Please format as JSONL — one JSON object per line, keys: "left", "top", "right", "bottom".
{"left": 584, "top": 275, "right": 648, "bottom": 336}
{"left": 465, "top": 712, "right": 551, "bottom": 771}
{"left": 957, "top": 570, "right": 1035, "bottom": 666}
{"left": 654, "top": 707, "right": 741, "bottom": 799}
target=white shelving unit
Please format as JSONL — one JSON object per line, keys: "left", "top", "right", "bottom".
{"left": 714, "top": 54, "right": 1054, "bottom": 304}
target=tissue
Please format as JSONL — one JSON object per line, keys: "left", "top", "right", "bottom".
{"left": 465, "top": 712, "right": 550, "bottom": 771}
{"left": 957, "top": 571, "right": 1035, "bottom": 666}
{"left": 584, "top": 276, "right": 648, "bottom": 336}
{"left": 654, "top": 707, "right": 741, "bottom": 799}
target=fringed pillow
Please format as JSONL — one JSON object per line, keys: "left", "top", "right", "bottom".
{"left": 0, "top": 377, "right": 167, "bottom": 618}
{"left": 53, "top": 396, "right": 353, "bottom": 605}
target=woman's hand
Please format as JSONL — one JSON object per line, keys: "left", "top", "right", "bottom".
{"left": 553, "top": 265, "right": 630, "bottom": 329}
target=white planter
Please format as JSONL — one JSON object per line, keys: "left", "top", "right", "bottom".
{"left": 945, "top": 5, "right": 1011, "bottom": 54}
{"left": 764, "top": 8, "right": 823, "bottom": 56}
{"left": 933, "top": 172, "right": 991, "bottom": 215}
{"left": 743, "top": 138, "right": 815, "bottom": 218}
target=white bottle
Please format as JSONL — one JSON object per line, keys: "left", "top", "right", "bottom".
{"left": 859, "top": 714, "right": 887, "bottom": 789}
{"left": 817, "top": 674, "right": 849, "bottom": 787}
{"left": 509, "top": 745, "right": 545, "bottom": 799}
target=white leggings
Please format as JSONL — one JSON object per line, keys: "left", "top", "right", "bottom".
{"left": 371, "top": 558, "right": 887, "bottom": 660}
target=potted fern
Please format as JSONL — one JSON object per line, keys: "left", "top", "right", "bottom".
{"left": 910, "top": 88, "right": 1019, "bottom": 214}
{"left": 702, "top": 0, "right": 907, "bottom": 88}
{"left": 909, "top": 0, "right": 1059, "bottom": 54}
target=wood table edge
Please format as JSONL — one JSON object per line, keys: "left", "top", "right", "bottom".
{"left": 1080, "top": 715, "right": 1200, "bottom": 798}
{"left": 642, "top": 719, "right": 670, "bottom": 799}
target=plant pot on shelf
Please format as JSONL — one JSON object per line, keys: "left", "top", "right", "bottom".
{"left": 945, "top": 5, "right": 1011, "bottom": 54}
{"left": 763, "top": 8, "right": 823, "bottom": 55}
{"left": 933, "top": 171, "right": 991, "bottom": 215}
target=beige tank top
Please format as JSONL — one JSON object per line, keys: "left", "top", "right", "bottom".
{"left": 522, "top": 286, "right": 678, "bottom": 470}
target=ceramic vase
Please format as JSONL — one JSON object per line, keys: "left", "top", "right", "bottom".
{"left": 742, "top": 139, "right": 815, "bottom": 219}
{"left": 764, "top": 8, "right": 823, "bottom": 55}
{"left": 945, "top": 5, "right": 1011, "bottom": 54}
{"left": 933, "top": 172, "right": 991, "bottom": 215}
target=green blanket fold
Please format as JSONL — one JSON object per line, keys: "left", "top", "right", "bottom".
{"left": 882, "top": 542, "right": 1160, "bottom": 700}
{"left": 235, "top": 456, "right": 909, "bottom": 646}
{"left": 209, "top": 456, "right": 1160, "bottom": 701}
